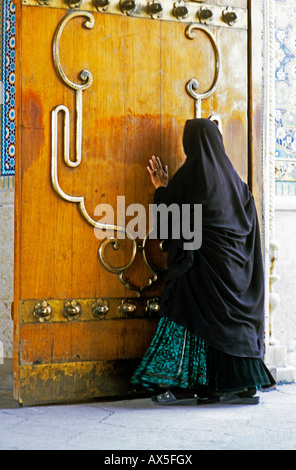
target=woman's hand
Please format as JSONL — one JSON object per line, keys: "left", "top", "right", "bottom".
{"left": 147, "top": 155, "right": 169, "bottom": 189}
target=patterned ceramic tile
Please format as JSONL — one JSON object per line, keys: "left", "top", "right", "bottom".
{"left": 1, "top": 0, "right": 15, "bottom": 176}
{"left": 274, "top": 0, "right": 296, "bottom": 195}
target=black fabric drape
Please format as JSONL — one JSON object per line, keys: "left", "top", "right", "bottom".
{"left": 154, "top": 118, "right": 265, "bottom": 358}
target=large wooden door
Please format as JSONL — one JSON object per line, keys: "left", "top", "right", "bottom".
{"left": 14, "top": 0, "right": 263, "bottom": 404}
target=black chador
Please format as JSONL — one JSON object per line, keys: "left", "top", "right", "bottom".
{"left": 154, "top": 118, "right": 265, "bottom": 358}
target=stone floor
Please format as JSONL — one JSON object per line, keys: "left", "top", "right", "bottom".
{"left": 0, "top": 358, "right": 296, "bottom": 450}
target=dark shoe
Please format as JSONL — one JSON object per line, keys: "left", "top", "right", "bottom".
{"left": 151, "top": 389, "right": 196, "bottom": 406}
{"left": 218, "top": 392, "right": 259, "bottom": 405}
{"left": 197, "top": 391, "right": 260, "bottom": 405}
{"left": 238, "top": 387, "right": 257, "bottom": 398}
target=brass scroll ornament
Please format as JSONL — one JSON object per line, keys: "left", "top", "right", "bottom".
{"left": 185, "top": 23, "right": 222, "bottom": 133}
{"left": 51, "top": 11, "right": 164, "bottom": 296}
{"left": 50, "top": 13, "right": 221, "bottom": 296}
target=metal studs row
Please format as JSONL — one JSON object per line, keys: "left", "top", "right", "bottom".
{"left": 32, "top": 297, "right": 160, "bottom": 322}
{"left": 36, "top": 0, "right": 238, "bottom": 25}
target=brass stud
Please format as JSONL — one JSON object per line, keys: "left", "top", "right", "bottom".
{"left": 145, "top": 298, "right": 160, "bottom": 317}
{"left": 147, "top": 0, "right": 163, "bottom": 19}
{"left": 92, "top": 0, "right": 110, "bottom": 11}
{"left": 33, "top": 301, "right": 52, "bottom": 323}
{"left": 92, "top": 298, "right": 109, "bottom": 319}
{"left": 222, "top": 7, "right": 238, "bottom": 26}
{"left": 172, "top": 1, "right": 188, "bottom": 20}
{"left": 37, "top": 0, "right": 52, "bottom": 5}
{"left": 118, "top": 299, "right": 137, "bottom": 317}
{"left": 64, "top": 0, "right": 82, "bottom": 8}
{"left": 63, "top": 300, "right": 81, "bottom": 321}
{"left": 197, "top": 7, "right": 213, "bottom": 23}
{"left": 119, "top": 0, "right": 137, "bottom": 16}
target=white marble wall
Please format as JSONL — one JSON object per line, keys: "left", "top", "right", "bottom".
{"left": 274, "top": 199, "right": 296, "bottom": 368}
{"left": 274, "top": 0, "right": 296, "bottom": 197}
{"left": 0, "top": 189, "right": 14, "bottom": 358}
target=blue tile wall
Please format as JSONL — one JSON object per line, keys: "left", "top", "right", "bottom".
{"left": 1, "top": 0, "right": 15, "bottom": 177}
{"left": 275, "top": 0, "right": 296, "bottom": 195}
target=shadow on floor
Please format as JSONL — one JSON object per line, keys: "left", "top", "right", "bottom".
{"left": 0, "top": 358, "right": 20, "bottom": 408}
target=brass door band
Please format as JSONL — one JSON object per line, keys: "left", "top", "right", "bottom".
{"left": 20, "top": 298, "right": 161, "bottom": 323}
{"left": 22, "top": 0, "right": 248, "bottom": 30}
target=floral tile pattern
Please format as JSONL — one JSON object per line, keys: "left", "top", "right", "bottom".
{"left": 1, "top": 0, "right": 15, "bottom": 176}
{"left": 275, "top": 0, "right": 296, "bottom": 195}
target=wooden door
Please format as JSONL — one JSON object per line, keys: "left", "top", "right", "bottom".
{"left": 14, "top": 0, "right": 263, "bottom": 405}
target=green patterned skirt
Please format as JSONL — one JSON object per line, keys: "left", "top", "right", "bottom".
{"left": 131, "top": 316, "right": 276, "bottom": 393}
{"left": 131, "top": 316, "right": 208, "bottom": 392}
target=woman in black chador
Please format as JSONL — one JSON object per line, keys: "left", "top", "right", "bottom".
{"left": 131, "top": 118, "right": 275, "bottom": 405}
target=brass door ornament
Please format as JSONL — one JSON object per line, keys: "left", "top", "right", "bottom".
{"left": 185, "top": 23, "right": 222, "bottom": 133}
{"left": 51, "top": 13, "right": 221, "bottom": 296}
{"left": 51, "top": 11, "right": 164, "bottom": 296}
